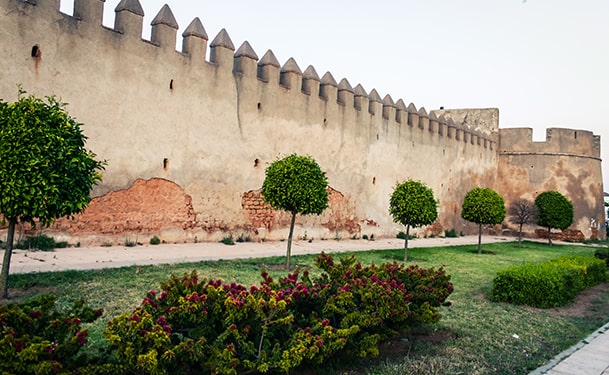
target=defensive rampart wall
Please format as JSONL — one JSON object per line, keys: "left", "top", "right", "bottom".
{"left": 0, "top": 0, "right": 603, "bottom": 244}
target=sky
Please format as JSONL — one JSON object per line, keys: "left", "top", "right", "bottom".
{"left": 62, "top": 0, "right": 609, "bottom": 189}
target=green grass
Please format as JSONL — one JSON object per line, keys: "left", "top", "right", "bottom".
{"left": 4, "top": 240, "right": 609, "bottom": 374}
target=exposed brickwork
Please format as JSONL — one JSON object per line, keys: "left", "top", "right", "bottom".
{"left": 241, "top": 190, "right": 275, "bottom": 230}
{"left": 534, "top": 228, "right": 585, "bottom": 242}
{"left": 53, "top": 178, "right": 197, "bottom": 235}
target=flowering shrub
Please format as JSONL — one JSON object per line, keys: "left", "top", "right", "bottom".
{"left": 105, "top": 254, "right": 453, "bottom": 374}
{"left": 0, "top": 294, "right": 102, "bottom": 374}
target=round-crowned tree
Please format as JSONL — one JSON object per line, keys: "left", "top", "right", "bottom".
{"left": 0, "top": 89, "right": 104, "bottom": 299}
{"left": 461, "top": 187, "right": 506, "bottom": 254}
{"left": 261, "top": 154, "right": 328, "bottom": 270}
{"left": 389, "top": 180, "right": 438, "bottom": 262}
{"left": 534, "top": 190, "right": 573, "bottom": 245}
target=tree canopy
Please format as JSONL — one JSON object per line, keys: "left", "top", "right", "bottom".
{"left": 534, "top": 190, "right": 573, "bottom": 245}
{"left": 0, "top": 89, "right": 104, "bottom": 298}
{"left": 389, "top": 179, "right": 437, "bottom": 261}
{"left": 461, "top": 187, "right": 506, "bottom": 254}
{"left": 261, "top": 154, "right": 328, "bottom": 270}
{"left": 508, "top": 199, "right": 537, "bottom": 248}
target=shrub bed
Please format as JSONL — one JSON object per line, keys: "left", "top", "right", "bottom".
{"left": 594, "top": 248, "right": 609, "bottom": 267}
{"left": 490, "top": 255, "right": 607, "bottom": 308}
{"left": 102, "top": 253, "right": 453, "bottom": 374}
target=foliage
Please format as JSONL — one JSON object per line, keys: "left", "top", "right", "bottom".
{"left": 0, "top": 89, "right": 104, "bottom": 298}
{"left": 444, "top": 228, "right": 458, "bottom": 238}
{"left": 221, "top": 235, "right": 235, "bottom": 245}
{"left": 389, "top": 180, "right": 438, "bottom": 261}
{"left": 103, "top": 254, "right": 452, "bottom": 374}
{"left": 150, "top": 236, "right": 161, "bottom": 245}
{"left": 535, "top": 191, "right": 574, "bottom": 245}
{"left": 0, "top": 294, "right": 102, "bottom": 374}
{"left": 508, "top": 199, "right": 537, "bottom": 248}
{"left": 461, "top": 187, "right": 506, "bottom": 254}
{"left": 594, "top": 248, "right": 609, "bottom": 267}
{"left": 261, "top": 154, "right": 328, "bottom": 270}
{"left": 491, "top": 255, "right": 607, "bottom": 308}
{"left": 14, "top": 234, "right": 57, "bottom": 252}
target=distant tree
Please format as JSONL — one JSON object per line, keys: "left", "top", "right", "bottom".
{"left": 0, "top": 89, "right": 104, "bottom": 299}
{"left": 508, "top": 199, "right": 537, "bottom": 248}
{"left": 461, "top": 187, "right": 506, "bottom": 254}
{"left": 261, "top": 154, "right": 328, "bottom": 270}
{"left": 389, "top": 180, "right": 438, "bottom": 262}
{"left": 534, "top": 191, "right": 573, "bottom": 245}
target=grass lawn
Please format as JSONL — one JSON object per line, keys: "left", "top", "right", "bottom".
{"left": 5, "top": 240, "right": 609, "bottom": 374}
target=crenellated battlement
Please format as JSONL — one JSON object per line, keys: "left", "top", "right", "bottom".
{"left": 499, "top": 128, "right": 601, "bottom": 159}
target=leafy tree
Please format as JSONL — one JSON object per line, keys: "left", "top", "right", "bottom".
{"left": 508, "top": 199, "right": 537, "bottom": 248}
{"left": 534, "top": 190, "right": 573, "bottom": 245}
{"left": 0, "top": 89, "right": 104, "bottom": 299}
{"left": 389, "top": 180, "right": 438, "bottom": 262}
{"left": 461, "top": 187, "right": 506, "bottom": 254}
{"left": 261, "top": 154, "right": 328, "bottom": 270}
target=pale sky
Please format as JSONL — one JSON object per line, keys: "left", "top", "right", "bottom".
{"left": 62, "top": 0, "right": 609, "bottom": 189}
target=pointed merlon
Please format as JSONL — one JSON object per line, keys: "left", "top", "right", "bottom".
{"left": 182, "top": 17, "right": 207, "bottom": 39}
{"left": 447, "top": 118, "right": 456, "bottom": 127}
{"left": 320, "top": 72, "right": 338, "bottom": 87}
{"left": 151, "top": 4, "right": 178, "bottom": 28}
{"left": 354, "top": 84, "right": 367, "bottom": 97}
{"left": 407, "top": 102, "right": 417, "bottom": 113}
{"left": 438, "top": 115, "right": 447, "bottom": 124}
{"left": 115, "top": 0, "right": 144, "bottom": 16}
{"left": 368, "top": 89, "right": 382, "bottom": 103}
{"left": 396, "top": 99, "right": 407, "bottom": 111}
{"left": 429, "top": 111, "right": 438, "bottom": 121}
{"left": 418, "top": 107, "right": 428, "bottom": 117}
{"left": 258, "top": 50, "right": 280, "bottom": 67}
{"left": 210, "top": 29, "right": 235, "bottom": 50}
{"left": 303, "top": 65, "right": 320, "bottom": 81}
{"left": 338, "top": 78, "right": 353, "bottom": 93}
{"left": 383, "top": 94, "right": 395, "bottom": 107}
{"left": 235, "top": 41, "right": 259, "bottom": 60}
{"left": 281, "top": 58, "right": 302, "bottom": 74}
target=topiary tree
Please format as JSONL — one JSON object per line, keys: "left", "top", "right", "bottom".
{"left": 389, "top": 180, "right": 438, "bottom": 262}
{"left": 0, "top": 88, "right": 104, "bottom": 299}
{"left": 508, "top": 199, "right": 537, "bottom": 248}
{"left": 461, "top": 187, "right": 506, "bottom": 254}
{"left": 534, "top": 190, "right": 573, "bottom": 245}
{"left": 261, "top": 154, "right": 328, "bottom": 270}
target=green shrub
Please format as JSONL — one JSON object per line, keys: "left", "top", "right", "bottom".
{"left": 124, "top": 238, "right": 137, "bottom": 247}
{"left": 220, "top": 235, "right": 235, "bottom": 245}
{"left": 0, "top": 294, "right": 102, "bottom": 374}
{"left": 104, "top": 254, "right": 453, "bottom": 374}
{"left": 149, "top": 235, "right": 161, "bottom": 245}
{"left": 236, "top": 233, "right": 252, "bottom": 243}
{"left": 490, "top": 255, "right": 607, "bottom": 308}
{"left": 396, "top": 231, "right": 415, "bottom": 240}
{"left": 445, "top": 229, "right": 458, "bottom": 238}
{"left": 15, "top": 234, "right": 57, "bottom": 251}
{"left": 594, "top": 248, "right": 609, "bottom": 267}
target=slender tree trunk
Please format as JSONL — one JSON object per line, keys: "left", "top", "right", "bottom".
{"left": 477, "top": 223, "right": 482, "bottom": 254}
{"left": 518, "top": 223, "right": 523, "bottom": 248}
{"left": 548, "top": 226, "right": 552, "bottom": 245}
{"left": 0, "top": 218, "right": 17, "bottom": 299}
{"left": 286, "top": 212, "right": 297, "bottom": 271}
{"left": 403, "top": 225, "right": 410, "bottom": 262}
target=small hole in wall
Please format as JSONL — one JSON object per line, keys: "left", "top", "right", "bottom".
{"left": 443, "top": 149, "right": 446, "bottom": 156}
{"left": 31, "top": 45, "right": 41, "bottom": 58}
{"left": 530, "top": 165, "right": 534, "bottom": 169}
{"left": 163, "top": 158, "right": 169, "bottom": 171}
{"left": 254, "top": 158, "right": 260, "bottom": 167}
{"left": 323, "top": 118, "right": 327, "bottom": 126}
{"left": 376, "top": 134, "right": 379, "bottom": 140}
{"left": 257, "top": 103, "right": 261, "bottom": 110}
{"left": 372, "top": 177, "right": 376, "bottom": 185}
{"left": 574, "top": 131, "right": 577, "bottom": 139}
{"left": 169, "top": 79, "right": 174, "bottom": 90}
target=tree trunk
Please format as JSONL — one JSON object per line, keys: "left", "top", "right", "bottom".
{"left": 0, "top": 218, "right": 17, "bottom": 299}
{"left": 548, "top": 226, "right": 552, "bottom": 245}
{"left": 518, "top": 223, "right": 523, "bottom": 248}
{"left": 403, "top": 225, "right": 410, "bottom": 262}
{"left": 286, "top": 212, "right": 297, "bottom": 271}
{"left": 477, "top": 223, "right": 482, "bottom": 254}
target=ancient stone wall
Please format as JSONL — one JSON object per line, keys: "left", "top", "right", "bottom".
{"left": 0, "top": 0, "right": 603, "bottom": 244}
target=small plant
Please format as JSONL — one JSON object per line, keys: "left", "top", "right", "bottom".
{"left": 351, "top": 234, "right": 360, "bottom": 240}
{"left": 221, "top": 235, "right": 235, "bottom": 245}
{"left": 100, "top": 242, "right": 112, "bottom": 247}
{"left": 334, "top": 231, "right": 341, "bottom": 241}
{"left": 149, "top": 235, "right": 161, "bottom": 245}
{"left": 369, "top": 233, "right": 375, "bottom": 241}
{"left": 15, "top": 234, "right": 57, "bottom": 251}
{"left": 397, "top": 231, "right": 415, "bottom": 240}
{"left": 362, "top": 234, "right": 369, "bottom": 240}
{"left": 124, "top": 238, "right": 137, "bottom": 247}
{"left": 236, "top": 233, "right": 252, "bottom": 243}
{"left": 445, "top": 229, "right": 458, "bottom": 238}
